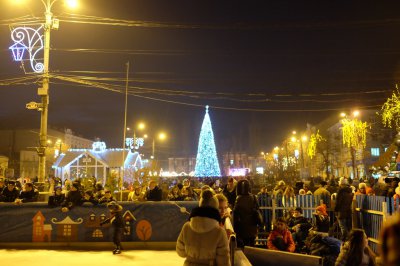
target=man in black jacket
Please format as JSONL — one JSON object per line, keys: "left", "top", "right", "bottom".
{"left": 61, "top": 181, "right": 83, "bottom": 212}
{"left": 334, "top": 177, "right": 353, "bottom": 240}
{"left": 145, "top": 180, "right": 162, "bottom": 201}
{"left": 15, "top": 182, "right": 38, "bottom": 204}
{"left": 1, "top": 180, "right": 19, "bottom": 202}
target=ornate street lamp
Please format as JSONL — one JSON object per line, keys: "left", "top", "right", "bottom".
{"left": 8, "top": 0, "right": 79, "bottom": 184}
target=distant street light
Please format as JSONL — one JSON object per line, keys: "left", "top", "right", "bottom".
{"left": 152, "top": 132, "right": 167, "bottom": 159}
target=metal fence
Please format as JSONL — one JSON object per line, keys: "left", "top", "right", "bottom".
{"left": 354, "top": 194, "right": 400, "bottom": 253}
{"left": 256, "top": 193, "right": 399, "bottom": 253}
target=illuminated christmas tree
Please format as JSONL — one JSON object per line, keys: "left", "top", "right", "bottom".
{"left": 194, "top": 105, "right": 221, "bottom": 177}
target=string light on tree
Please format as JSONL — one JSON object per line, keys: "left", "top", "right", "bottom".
{"left": 340, "top": 111, "right": 368, "bottom": 149}
{"left": 194, "top": 105, "right": 221, "bottom": 177}
{"left": 381, "top": 87, "right": 400, "bottom": 129}
{"left": 307, "top": 130, "right": 324, "bottom": 159}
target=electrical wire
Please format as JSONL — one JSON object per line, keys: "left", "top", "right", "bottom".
{"left": 58, "top": 13, "right": 400, "bottom": 31}
{"left": 51, "top": 73, "right": 391, "bottom": 99}
{"left": 49, "top": 74, "right": 385, "bottom": 112}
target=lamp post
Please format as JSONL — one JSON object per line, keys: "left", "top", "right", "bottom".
{"left": 151, "top": 132, "right": 166, "bottom": 160}
{"left": 10, "top": 0, "right": 78, "bottom": 184}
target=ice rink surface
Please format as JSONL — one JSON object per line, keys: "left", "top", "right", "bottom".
{"left": 0, "top": 249, "right": 185, "bottom": 266}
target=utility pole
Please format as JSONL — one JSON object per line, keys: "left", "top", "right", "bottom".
{"left": 10, "top": 1, "right": 78, "bottom": 184}
{"left": 37, "top": 1, "right": 53, "bottom": 184}
{"left": 120, "top": 61, "right": 129, "bottom": 200}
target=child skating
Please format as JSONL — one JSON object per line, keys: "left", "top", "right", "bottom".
{"left": 100, "top": 201, "right": 125, "bottom": 254}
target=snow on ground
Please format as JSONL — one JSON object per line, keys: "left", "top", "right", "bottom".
{"left": 0, "top": 249, "right": 185, "bottom": 266}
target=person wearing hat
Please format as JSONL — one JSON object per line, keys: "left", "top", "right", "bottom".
{"left": 287, "top": 207, "right": 312, "bottom": 251}
{"left": 355, "top": 182, "right": 367, "bottom": 196}
{"left": 176, "top": 189, "right": 230, "bottom": 266}
{"left": 312, "top": 204, "right": 330, "bottom": 234}
{"left": 100, "top": 201, "right": 125, "bottom": 254}
{"left": 61, "top": 181, "right": 83, "bottom": 212}
{"left": 233, "top": 179, "right": 261, "bottom": 248}
{"left": 0, "top": 180, "right": 20, "bottom": 202}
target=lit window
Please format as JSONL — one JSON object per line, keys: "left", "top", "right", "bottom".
{"left": 36, "top": 227, "right": 42, "bottom": 236}
{"left": 92, "top": 229, "right": 103, "bottom": 238}
{"left": 124, "top": 226, "right": 130, "bottom": 235}
{"left": 371, "top": 148, "right": 380, "bottom": 157}
{"left": 90, "top": 214, "right": 95, "bottom": 221}
{"left": 63, "top": 225, "right": 72, "bottom": 236}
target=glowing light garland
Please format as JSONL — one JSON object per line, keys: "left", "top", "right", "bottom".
{"left": 194, "top": 105, "right": 221, "bottom": 177}
{"left": 341, "top": 118, "right": 368, "bottom": 149}
{"left": 9, "top": 26, "right": 44, "bottom": 73}
{"left": 307, "top": 130, "right": 324, "bottom": 159}
{"left": 381, "top": 88, "right": 400, "bottom": 129}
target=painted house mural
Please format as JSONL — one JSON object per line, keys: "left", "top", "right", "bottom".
{"left": 51, "top": 216, "right": 83, "bottom": 242}
{"left": 84, "top": 211, "right": 109, "bottom": 241}
{"left": 32, "top": 211, "right": 52, "bottom": 242}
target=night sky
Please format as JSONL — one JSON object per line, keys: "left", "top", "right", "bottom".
{"left": 1, "top": 0, "right": 400, "bottom": 159}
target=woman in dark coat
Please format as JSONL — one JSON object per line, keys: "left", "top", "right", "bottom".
{"left": 233, "top": 179, "right": 260, "bottom": 248}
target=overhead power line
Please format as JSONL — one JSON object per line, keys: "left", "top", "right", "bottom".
{"left": 49, "top": 74, "right": 385, "bottom": 112}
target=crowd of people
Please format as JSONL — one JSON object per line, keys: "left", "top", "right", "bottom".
{"left": 175, "top": 175, "right": 400, "bottom": 266}
{"left": 1, "top": 173, "right": 400, "bottom": 265}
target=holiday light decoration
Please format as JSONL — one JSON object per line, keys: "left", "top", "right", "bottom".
{"left": 341, "top": 116, "right": 368, "bottom": 148}
{"left": 194, "top": 106, "right": 221, "bottom": 177}
{"left": 381, "top": 88, "right": 400, "bottom": 129}
{"left": 125, "top": 137, "right": 144, "bottom": 150}
{"left": 92, "top": 141, "right": 106, "bottom": 152}
{"left": 307, "top": 130, "right": 324, "bottom": 159}
{"left": 9, "top": 26, "right": 44, "bottom": 73}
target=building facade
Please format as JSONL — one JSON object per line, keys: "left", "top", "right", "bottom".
{"left": 0, "top": 128, "right": 93, "bottom": 179}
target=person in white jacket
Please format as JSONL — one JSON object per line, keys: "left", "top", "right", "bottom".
{"left": 176, "top": 189, "right": 231, "bottom": 266}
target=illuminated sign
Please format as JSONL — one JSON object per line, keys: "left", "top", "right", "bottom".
{"left": 228, "top": 168, "right": 250, "bottom": 177}
{"left": 256, "top": 167, "right": 264, "bottom": 175}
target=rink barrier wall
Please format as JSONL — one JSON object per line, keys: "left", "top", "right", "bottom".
{"left": 0, "top": 201, "right": 198, "bottom": 245}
